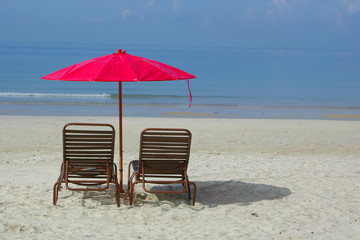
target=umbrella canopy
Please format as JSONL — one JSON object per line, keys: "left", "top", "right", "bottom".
{"left": 41, "top": 49, "right": 196, "bottom": 192}
{"left": 42, "top": 49, "right": 195, "bottom": 82}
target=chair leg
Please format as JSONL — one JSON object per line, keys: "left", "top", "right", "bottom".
{"left": 184, "top": 174, "right": 196, "bottom": 206}
{"left": 116, "top": 185, "right": 120, "bottom": 207}
{"left": 129, "top": 180, "right": 140, "bottom": 206}
{"left": 189, "top": 181, "right": 197, "bottom": 206}
{"left": 129, "top": 182, "right": 135, "bottom": 205}
{"left": 53, "top": 164, "right": 64, "bottom": 205}
{"left": 186, "top": 180, "right": 192, "bottom": 204}
{"left": 53, "top": 182, "right": 61, "bottom": 205}
{"left": 182, "top": 173, "right": 185, "bottom": 187}
{"left": 112, "top": 180, "right": 120, "bottom": 207}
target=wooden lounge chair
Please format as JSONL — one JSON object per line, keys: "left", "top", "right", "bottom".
{"left": 53, "top": 123, "right": 120, "bottom": 206}
{"left": 128, "top": 128, "right": 196, "bottom": 206}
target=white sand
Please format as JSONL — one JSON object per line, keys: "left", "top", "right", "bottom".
{"left": 0, "top": 116, "right": 360, "bottom": 239}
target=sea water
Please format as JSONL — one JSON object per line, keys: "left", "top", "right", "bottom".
{"left": 0, "top": 41, "right": 359, "bottom": 119}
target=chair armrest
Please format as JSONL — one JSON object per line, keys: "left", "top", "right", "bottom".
{"left": 128, "top": 160, "right": 139, "bottom": 179}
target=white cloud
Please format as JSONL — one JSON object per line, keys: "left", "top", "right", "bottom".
{"left": 201, "top": 19, "right": 210, "bottom": 26}
{"left": 81, "top": 16, "right": 104, "bottom": 23}
{"left": 267, "top": 0, "right": 287, "bottom": 17}
{"left": 144, "top": 0, "right": 180, "bottom": 12}
{"left": 320, "top": 8, "right": 344, "bottom": 25}
{"left": 172, "top": 0, "right": 179, "bottom": 11}
{"left": 272, "top": 0, "right": 287, "bottom": 8}
{"left": 338, "top": 0, "right": 360, "bottom": 13}
{"left": 145, "top": 0, "right": 154, "bottom": 10}
{"left": 121, "top": 9, "right": 131, "bottom": 20}
{"left": 266, "top": 9, "right": 274, "bottom": 16}
{"left": 243, "top": 8, "right": 257, "bottom": 19}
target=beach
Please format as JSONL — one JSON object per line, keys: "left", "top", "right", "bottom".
{"left": 0, "top": 115, "right": 359, "bottom": 239}
{"left": 1, "top": 1, "right": 360, "bottom": 239}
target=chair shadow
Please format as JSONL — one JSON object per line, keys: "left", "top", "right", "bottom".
{"left": 58, "top": 181, "right": 292, "bottom": 207}
{"left": 194, "top": 180, "right": 292, "bottom": 206}
{"left": 131, "top": 180, "right": 292, "bottom": 207}
{"left": 80, "top": 186, "right": 119, "bottom": 206}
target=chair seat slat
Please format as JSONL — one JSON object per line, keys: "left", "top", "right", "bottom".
{"left": 143, "top": 132, "right": 189, "bottom": 136}
{"left": 142, "top": 149, "right": 188, "bottom": 153}
{"left": 65, "top": 150, "right": 112, "bottom": 154}
{"left": 65, "top": 145, "right": 111, "bottom": 150}
{"left": 65, "top": 134, "right": 113, "bottom": 139}
{"left": 142, "top": 155, "right": 188, "bottom": 160}
{"left": 65, "top": 139, "right": 113, "bottom": 143}
{"left": 142, "top": 136, "right": 189, "bottom": 143}
{"left": 65, "top": 130, "right": 113, "bottom": 134}
{"left": 142, "top": 143, "right": 188, "bottom": 146}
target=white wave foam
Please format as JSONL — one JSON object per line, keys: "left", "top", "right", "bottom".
{"left": 0, "top": 92, "right": 111, "bottom": 98}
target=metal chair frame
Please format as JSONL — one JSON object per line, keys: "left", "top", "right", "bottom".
{"left": 128, "top": 128, "right": 196, "bottom": 206}
{"left": 53, "top": 123, "right": 120, "bottom": 206}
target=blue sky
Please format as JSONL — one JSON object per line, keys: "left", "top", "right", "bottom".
{"left": 1, "top": 0, "right": 360, "bottom": 49}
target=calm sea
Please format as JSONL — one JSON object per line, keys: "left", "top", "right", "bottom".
{"left": 1, "top": 41, "right": 359, "bottom": 119}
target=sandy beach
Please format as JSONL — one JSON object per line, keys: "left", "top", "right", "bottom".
{"left": 0, "top": 115, "right": 359, "bottom": 239}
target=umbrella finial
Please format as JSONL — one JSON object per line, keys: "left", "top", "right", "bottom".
{"left": 117, "top": 49, "right": 122, "bottom": 54}
{"left": 123, "top": 50, "right": 127, "bottom": 54}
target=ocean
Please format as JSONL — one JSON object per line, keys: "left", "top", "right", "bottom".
{"left": 1, "top": 41, "right": 359, "bottom": 119}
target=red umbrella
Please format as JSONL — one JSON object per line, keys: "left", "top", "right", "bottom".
{"left": 41, "top": 49, "right": 196, "bottom": 191}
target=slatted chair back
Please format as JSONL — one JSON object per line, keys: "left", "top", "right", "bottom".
{"left": 63, "top": 123, "right": 115, "bottom": 190}
{"left": 128, "top": 128, "right": 196, "bottom": 205}
{"left": 138, "top": 128, "right": 192, "bottom": 179}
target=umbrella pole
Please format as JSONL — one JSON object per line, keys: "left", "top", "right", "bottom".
{"left": 119, "top": 82, "right": 123, "bottom": 192}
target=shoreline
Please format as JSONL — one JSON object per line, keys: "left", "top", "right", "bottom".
{"left": 1, "top": 102, "right": 360, "bottom": 120}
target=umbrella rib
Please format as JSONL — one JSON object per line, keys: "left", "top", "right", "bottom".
{"left": 123, "top": 54, "right": 141, "bottom": 81}
{"left": 57, "top": 63, "right": 81, "bottom": 80}
{"left": 93, "top": 55, "right": 116, "bottom": 81}
{"left": 141, "top": 58, "right": 192, "bottom": 81}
